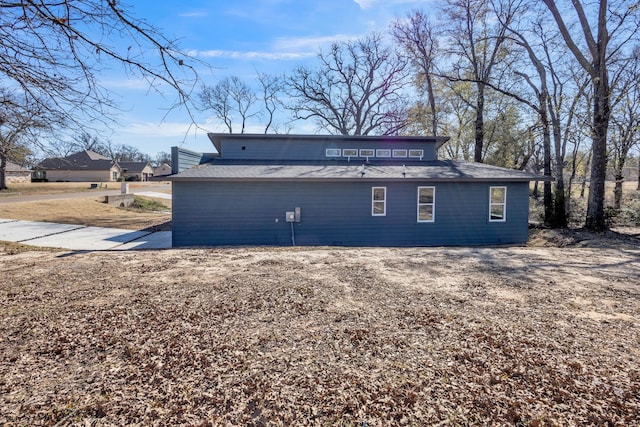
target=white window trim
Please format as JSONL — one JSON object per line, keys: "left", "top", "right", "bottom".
{"left": 409, "top": 149, "right": 424, "bottom": 158}
{"left": 371, "top": 187, "right": 386, "bottom": 216}
{"left": 489, "top": 186, "right": 507, "bottom": 222}
{"left": 326, "top": 148, "right": 341, "bottom": 157}
{"left": 417, "top": 186, "right": 435, "bottom": 223}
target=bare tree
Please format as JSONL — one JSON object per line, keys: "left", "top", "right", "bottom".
{"left": 541, "top": 0, "right": 639, "bottom": 230}
{"left": 286, "top": 33, "right": 411, "bottom": 136}
{"left": 199, "top": 76, "right": 259, "bottom": 134}
{"left": 0, "top": 92, "right": 50, "bottom": 189}
{"left": 609, "top": 48, "right": 640, "bottom": 210}
{"left": 154, "top": 151, "right": 172, "bottom": 167}
{"left": 441, "top": 0, "right": 520, "bottom": 162}
{"left": 256, "top": 72, "right": 284, "bottom": 134}
{"left": 227, "top": 77, "right": 258, "bottom": 134}
{"left": 438, "top": 80, "right": 476, "bottom": 160}
{"left": 0, "top": 1, "right": 197, "bottom": 126}
{"left": 0, "top": 1, "right": 198, "bottom": 190}
{"left": 199, "top": 80, "right": 234, "bottom": 133}
{"left": 391, "top": 10, "right": 440, "bottom": 136}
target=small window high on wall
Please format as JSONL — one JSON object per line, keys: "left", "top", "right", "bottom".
{"left": 489, "top": 186, "right": 507, "bottom": 222}
{"left": 372, "top": 187, "right": 386, "bottom": 216}
{"left": 417, "top": 186, "right": 435, "bottom": 222}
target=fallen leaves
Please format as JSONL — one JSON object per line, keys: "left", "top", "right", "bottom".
{"left": 1, "top": 246, "right": 639, "bottom": 426}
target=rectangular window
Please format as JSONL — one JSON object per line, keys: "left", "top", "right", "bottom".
{"left": 360, "top": 149, "right": 375, "bottom": 158}
{"left": 417, "top": 186, "right": 435, "bottom": 222}
{"left": 343, "top": 149, "right": 358, "bottom": 157}
{"left": 393, "top": 149, "right": 407, "bottom": 158}
{"left": 372, "top": 187, "right": 386, "bottom": 216}
{"left": 326, "top": 148, "right": 341, "bottom": 157}
{"left": 489, "top": 186, "right": 507, "bottom": 222}
{"left": 409, "top": 149, "right": 424, "bottom": 158}
{"left": 376, "top": 149, "right": 391, "bottom": 158}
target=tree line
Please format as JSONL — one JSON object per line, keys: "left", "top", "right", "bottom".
{"left": 196, "top": 1, "right": 640, "bottom": 231}
{"left": 1, "top": 0, "right": 639, "bottom": 232}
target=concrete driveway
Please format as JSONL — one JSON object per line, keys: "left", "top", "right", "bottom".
{"left": 0, "top": 218, "right": 171, "bottom": 250}
{"left": 0, "top": 184, "right": 173, "bottom": 250}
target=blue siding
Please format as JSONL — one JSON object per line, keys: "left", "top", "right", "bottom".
{"left": 172, "top": 181, "right": 530, "bottom": 247}
{"left": 218, "top": 137, "right": 438, "bottom": 162}
{"left": 171, "top": 147, "right": 208, "bottom": 174}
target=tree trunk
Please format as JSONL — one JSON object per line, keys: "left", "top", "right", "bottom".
{"left": 613, "top": 172, "right": 623, "bottom": 210}
{"left": 426, "top": 73, "right": 438, "bottom": 137}
{"left": 585, "top": 74, "right": 609, "bottom": 231}
{"left": 541, "top": 115, "right": 553, "bottom": 225}
{"left": 0, "top": 153, "right": 7, "bottom": 191}
{"left": 580, "top": 150, "right": 592, "bottom": 199}
{"left": 474, "top": 84, "right": 485, "bottom": 163}
{"left": 551, "top": 118, "right": 568, "bottom": 227}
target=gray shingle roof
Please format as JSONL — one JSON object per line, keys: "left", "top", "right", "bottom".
{"left": 119, "top": 162, "right": 151, "bottom": 173}
{"left": 36, "top": 150, "right": 116, "bottom": 171}
{"left": 5, "top": 162, "right": 31, "bottom": 172}
{"left": 170, "top": 160, "right": 548, "bottom": 182}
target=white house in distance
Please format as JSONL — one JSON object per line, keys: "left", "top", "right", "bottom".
{"left": 119, "top": 161, "right": 154, "bottom": 181}
{"left": 153, "top": 163, "right": 172, "bottom": 177}
{"left": 35, "top": 150, "right": 122, "bottom": 182}
{"left": 5, "top": 162, "right": 32, "bottom": 184}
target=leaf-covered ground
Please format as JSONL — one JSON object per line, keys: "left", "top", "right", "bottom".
{"left": 1, "top": 245, "right": 639, "bottom": 426}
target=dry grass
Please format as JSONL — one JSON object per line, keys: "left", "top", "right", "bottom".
{"left": 0, "top": 187, "right": 171, "bottom": 231}
{"left": 1, "top": 245, "right": 639, "bottom": 426}
{"left": 1, "top": 181, "right": 170, "bottom": 196}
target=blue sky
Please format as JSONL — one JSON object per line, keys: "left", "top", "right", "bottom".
{"left": 102, "top": 0, "right": 433, "bottom": 156}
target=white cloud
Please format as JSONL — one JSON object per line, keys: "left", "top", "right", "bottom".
{"left": 273, "top": 34, "right": 358, "bottom": 50}
{"left": 189, "top": 33, "right": 360, "bottom": 62}
{"left": 189, "top": 49, "right": 313, "bottom": 61}
{"left": 121, "top": 121, "right": 195, "bottom": 138}
{"left": 353, "top": 0, "right": 376, "bottom": 9}
{"left": 178, "top": 11, "right": 208, "bottom": 18}
{"left": 101, "top": 78, "right": 151, "bottom": 91}
{"left": 354, "top": 0, "right": 427, "bottom": 9}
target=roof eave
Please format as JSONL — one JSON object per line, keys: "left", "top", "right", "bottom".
{"left": 169, "top": 176, "right": 551, "bottom": 183}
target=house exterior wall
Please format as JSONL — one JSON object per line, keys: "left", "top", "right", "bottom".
{"left": 172, "top": 147, "right": 207, "bottom": 174}
{"left": 43, "top": 168, "right": 119, "bottom": 182}
{"left": 154, "top": 164, "right": 172, "bottom": 177}
{"left": 216, "top": 136, "right": 438, "bottom": 162}
{"left": 6, "top": 171, "right": 31, "bottom": 184}
{"left": 123, "top": 165, "right": 154, "bottom": 181}
{"left": 172, "top": 180, "right": 530, "bottom": 247}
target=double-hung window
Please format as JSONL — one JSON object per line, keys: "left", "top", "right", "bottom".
{"left": 417, "top": 186, "right": 435, "bottom": 222}
{"left": 371, "top": 187, "right": 386, "bottom": 216}
{"left": 489, "top": 186, "right": 507, "bottom": 222}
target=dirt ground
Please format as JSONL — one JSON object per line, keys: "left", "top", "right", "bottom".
{"left": 1, "top": 240, "right": 639, "bottom": 426}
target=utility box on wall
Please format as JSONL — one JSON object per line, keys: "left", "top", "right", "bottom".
{"left": 285, "top": 208, "right": 301, "bottom": 223}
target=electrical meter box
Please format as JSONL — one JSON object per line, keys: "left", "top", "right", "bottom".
{"left": 285, "top": 212, "right": 295, "bottom": 222}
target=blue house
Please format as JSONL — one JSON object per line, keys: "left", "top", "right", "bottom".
{"left": 169, "top": 134, "right": 547, "bottom": 247}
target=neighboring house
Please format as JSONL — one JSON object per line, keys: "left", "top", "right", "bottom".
{"left": 153, "top": 163, "right": 172, "bottom": 177}
{"left": 119, "top": 161, "right": 154, "bottom": 181}
{"left": 4, "top": 162, "right": 31, "bottom": 184}
{"left": 169, "top": 134, "right": 550, "bottom": 247}
{"left": 35, "top": 150, "right": 121, "bottom": 182}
